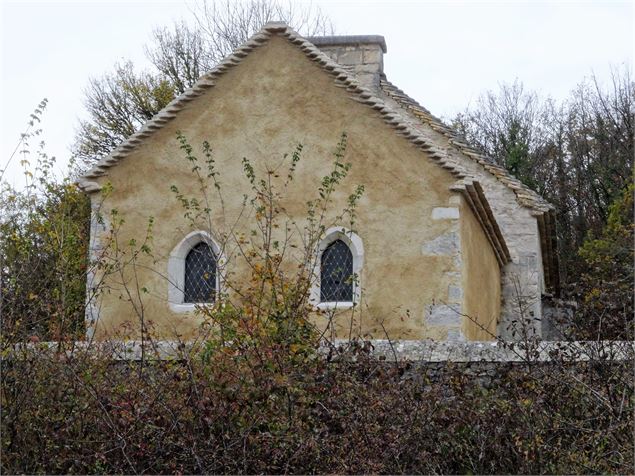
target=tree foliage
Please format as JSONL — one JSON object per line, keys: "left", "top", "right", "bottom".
{"left": 1, "top": 102, "right": 90, "bottom": 341}
{"left": 73, "top": 62, "right": 176, "bottom": 160}
{"left": 574, "top": 184, "right": 634, "bottom": 340}
{"left": 453, "top": 80, "right": 549, "bottom": 189}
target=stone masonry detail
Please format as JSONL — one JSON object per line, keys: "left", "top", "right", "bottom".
{"left": 421, "top": 196, "right": 465, "bottom": 341}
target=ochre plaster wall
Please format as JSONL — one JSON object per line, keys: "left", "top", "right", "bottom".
{"left": 89, "top": 36, "right": 489, "bottom": 341}
{"left": 459, "top": 197, "right": 501, "bottom": 340}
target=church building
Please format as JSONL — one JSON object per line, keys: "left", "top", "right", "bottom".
{"left": 79, "top": 22, "right": 558, "bottom": 342}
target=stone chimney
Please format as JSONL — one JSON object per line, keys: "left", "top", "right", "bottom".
{"left": 307, "top": 35, "right": 387, "bottom": 91}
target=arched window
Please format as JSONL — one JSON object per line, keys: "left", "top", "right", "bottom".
{"left": 184, "top": 242, "right": 217, "bottom": 303}
{"left": 310, "top": 227, "right": 364, "bottom": 309}
{"left": 320, "top": 239, "right": 353, "bottom": 302}
{"left": 168, "top": 231, "right": 223, "bottom": 312}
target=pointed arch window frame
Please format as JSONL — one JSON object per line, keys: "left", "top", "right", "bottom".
{"left": 311, "top": 227, "right": 364, "bottom": 310}
{"left": 168, "top": 230, "right": 224, "bottom": 313}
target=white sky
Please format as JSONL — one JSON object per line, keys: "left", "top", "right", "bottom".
{"left": 1, "top": 0, "right": 633, "bottom": 188}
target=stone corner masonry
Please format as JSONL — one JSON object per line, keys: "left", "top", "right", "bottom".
{"left": 307, "top": 35, "right": 386, "bottom": 90}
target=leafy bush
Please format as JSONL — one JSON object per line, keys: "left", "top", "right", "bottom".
{"left": 1, "top": 101, "right": 90, "bottom": 342}
{"left": 573, "top": 184, "right": 634, "bottom": 340}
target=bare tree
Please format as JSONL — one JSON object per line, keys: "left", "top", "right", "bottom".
{"left": 73, "top": 0, "right": 334, "bottom": 165}
{"left": 73, "top": 62, "right": 175, "bottom": 161}
{"left": 452, "top": 79, "right": 553, "bottom": 190}
{"left": 453, "top": 67, "right": 634, "bottom": 285}
{"left": 564, "top": 67, "right": 634, "bottom": 243}
{"left": 145, "top": 21, "right": 211, "bottom": 95}
{"left": 191, "top": 0, "right": 333, "bottom": 64}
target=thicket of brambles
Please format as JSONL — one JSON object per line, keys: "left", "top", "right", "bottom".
{"left": 2, "top": 345, "right": 632, "bottom": 474}
{"left": 1, "top": 2, "right": 633, "bottom": 474}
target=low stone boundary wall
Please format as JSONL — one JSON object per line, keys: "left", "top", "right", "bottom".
{"left": 3, "top": 339, "right": 634, "bottom": 362}
{"left": 332, "top": 339, "right": 634, "bottom": 362}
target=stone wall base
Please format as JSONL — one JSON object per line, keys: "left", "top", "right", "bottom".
{"left": 6, "top": 339, "right": 633, "bottom": 362}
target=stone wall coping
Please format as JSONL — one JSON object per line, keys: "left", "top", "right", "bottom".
{"left": 4, "top": 340, "right": 633, "bottom": 362}
{"left": 307, "top": 35, "right": 387, "bottom": 53}
{"left": 333, "top": 339, "right": 635, "bottom": 362}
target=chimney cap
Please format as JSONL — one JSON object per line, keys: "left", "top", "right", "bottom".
{"left": 307, "top": 35, "right": 387, "bottom": 53}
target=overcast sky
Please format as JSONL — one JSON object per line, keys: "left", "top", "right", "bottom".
{"left": 1, "top": 0, "right": 632, "bottom": 188}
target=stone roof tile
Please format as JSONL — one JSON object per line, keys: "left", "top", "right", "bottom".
{"left": 379, "top": 78, "right": 553, "bottom": 214}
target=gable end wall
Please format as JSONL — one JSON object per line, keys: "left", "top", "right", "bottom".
{"left": 84, "top": 36, "right": 491, "bottom": 341}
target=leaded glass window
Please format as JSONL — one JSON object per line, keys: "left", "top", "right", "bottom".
{"left": 320, "top": 239, "right": 353, "bottom": 302}
{"left": 184, "top": 242, "right": 217, "bottom": 303}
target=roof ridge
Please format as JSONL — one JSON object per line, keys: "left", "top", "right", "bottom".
{"left": 379, "top": 78, "right": 553, "bottom": 213}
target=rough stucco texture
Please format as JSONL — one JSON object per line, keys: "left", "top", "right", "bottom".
{"left": 89, "top": 36, "right": 496, "bottom": 341}
{"left": 460, "top": 197, "right": 501, "bottom": 340}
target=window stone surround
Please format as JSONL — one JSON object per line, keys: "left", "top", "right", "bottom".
{"left": 167, "top": 231, "right": 224, "bottom": 313}
{"left": 311, "top": 227, "right": 364, "bottom": 311}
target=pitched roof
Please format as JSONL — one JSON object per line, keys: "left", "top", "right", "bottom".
{"left": 77, "top": 21, "right": 559, "bottom": 290}
{"left": 379, "top": 79, "right": 553, "bottom": 213}
{"left": 377, "top": 79, "right": 559, "bottom": 292}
